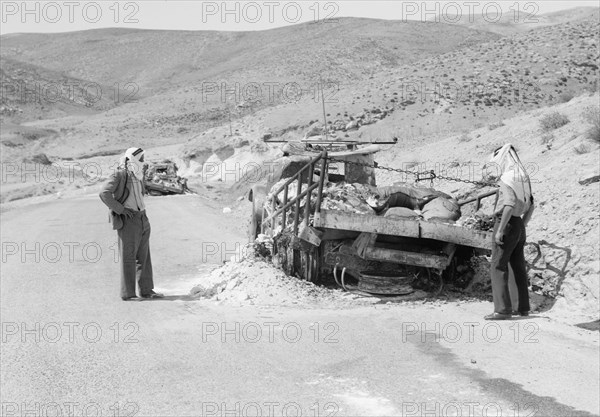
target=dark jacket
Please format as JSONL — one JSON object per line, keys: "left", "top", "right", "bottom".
{"left": 99, "top": 169, "right": 130, "bottom": 230}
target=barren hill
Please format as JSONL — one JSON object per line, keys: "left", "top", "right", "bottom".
{"left": 0, "top": 56, "right": 116, "bottom": 123}
{"left": 0, "top": 18, "right": 498, "bottom": 93}
{"left": 180, "top": 17, "right": 599, "bottom": 162}
{"left": 0, "top": 12, "right": 597, "bottom": 165}
{"left": 437, "top": 6, "right": 600, "bottom": 36}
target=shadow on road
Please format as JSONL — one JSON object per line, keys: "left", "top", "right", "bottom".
{"left": 139, "top": 295, "right": 197, "bottom": 302}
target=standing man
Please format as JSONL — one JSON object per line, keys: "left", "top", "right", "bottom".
{"left": 485, "top": 144, "right": 534, "bottom": 320}
{"left": 100, "top": 147, "right": 163, "bottom": 301}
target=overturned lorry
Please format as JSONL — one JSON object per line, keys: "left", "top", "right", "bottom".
{"left": 248, "top": 145, "right": 498, "bottom": 295}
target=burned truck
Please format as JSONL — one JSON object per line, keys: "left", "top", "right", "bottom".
{"left": 248, "top": 143, "right": 497, "bottom": 295}
{"left": 143, "top": 162, "right": 188, "bottom": 195}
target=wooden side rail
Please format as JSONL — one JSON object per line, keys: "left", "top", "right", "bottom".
{"left": 261, "top": 151, "right": 328, "bottom": 236}
{"left": 458, "top": 189, "right": 499, "bottom": 212}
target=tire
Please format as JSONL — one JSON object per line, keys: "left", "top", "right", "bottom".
{"left": 247, "top": 196, "right": 265, "bottom": 242}
{"left": 248, "top": 200, "right": 259, "bottom": 242}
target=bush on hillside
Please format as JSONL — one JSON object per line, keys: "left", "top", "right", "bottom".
{"left": 488, "top": 120, "right": 505, "bottom": 130}
{"left": 574, "top": 143, "right": 592, "bottom": 154}
{"left": 539, "top": 112, "right": 570, "bottom": 132}
{"left": 581, "top": 105, "right": 600, "bottom": 143}
{"left": 540, "top": 133, "right": 554, "bottom": 146}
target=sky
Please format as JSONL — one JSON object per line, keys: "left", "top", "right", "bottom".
{"left": 0, "top": 0, "right": 598, "bottom": 34}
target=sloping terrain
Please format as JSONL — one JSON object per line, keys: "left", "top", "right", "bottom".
{"left": 180, "top": 17, "right": 599, "bottom": 164}
{"left": 0, "top": 19, "right": 498, "bottom": 91}
{"left": 0, "top": 57, "right": 116, "bottom": 122}
{"left": 438, "top": 6, "right": 599, "bottom": 36}
{"left": 0, "top": 18, "right": 500, "bottom": 161}
{"left": 1, "top": 14, "right": 597, "bottom": 163}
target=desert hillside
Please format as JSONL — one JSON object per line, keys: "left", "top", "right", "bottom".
{"left": 1, "top": 18, "right": 500, "bottom": 158}
{"left": 0, "top": 19, "right": 497, "bottom": 91}
{"left": 438, "top": 6, "right": 599, "bottom": 36}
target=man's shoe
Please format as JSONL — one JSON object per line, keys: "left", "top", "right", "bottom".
{"left": 121, "top": 296, "right": 140, "bottom": 301}
{"left": 140, "top": 291, "right": 164, "bottom": 299}
{"left": 511, "top": 311, "right": 530, "bottom": 317}
{"left": 484, "top": 312, "right": 512, "bottom": 320}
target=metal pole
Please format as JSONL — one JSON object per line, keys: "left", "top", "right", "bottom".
{"left": 282, "top": 185, "right": 288, "bottom": 229}
{"left": 315, "top": 151, "right": 328, "bottom": 214}
{"left": 320, "top": 75, "right": 329, "bottom": 142}
{"left": 304, "top": 161, "right": 314, "bottom": 228}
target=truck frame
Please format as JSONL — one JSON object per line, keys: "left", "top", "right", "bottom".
{"left": 252, "top": 147, "right": 498, "bottom": 294}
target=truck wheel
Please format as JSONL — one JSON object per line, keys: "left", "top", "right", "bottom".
{"left": 248, "top": 203, "right": 259, "bottom": 242}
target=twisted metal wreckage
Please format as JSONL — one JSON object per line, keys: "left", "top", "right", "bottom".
{"left": 248, "top": 141, "right": 500, "bottom": 296}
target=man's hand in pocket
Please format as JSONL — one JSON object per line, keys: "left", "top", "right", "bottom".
{"left": 122, "top": 208, "right": 136, "bottom": 219}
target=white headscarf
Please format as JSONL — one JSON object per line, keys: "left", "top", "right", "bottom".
{"left": 121, "top": 147, "right": 145, "bottom": 179}
{"left": 488, "top": 143, "right": 532, "bottom": 206}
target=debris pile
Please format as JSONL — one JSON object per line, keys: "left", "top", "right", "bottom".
{"left": 457, "top": 212, "right": 495, "bottom": 231}
{"left": 189, "top": 259, "right": 372, "bottom": 307}
{"left": 251, "top": 234, "right": 274, "bottom": 260}
{"left": 321, "top": 183, "right": 375, "bottom": 214}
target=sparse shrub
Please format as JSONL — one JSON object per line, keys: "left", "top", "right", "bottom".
{"left": 581, "top": 105, "right": 600, "bottom": 143}
{"left": 540, "top": 133, "right": 554, "bottom": 145}
{"left": 539, "top": 112, "right": 570, "bottom": 132}
{"left": 459, "top": 134, "right": 472, "bottom": 142}
{"left": 574, "top": 143, "right": 592, "bottom": 154}
{"left": 586, "top": 124, "right": 600, "bottom": 143}
{"left": 488, "top": 120, "right": 505, "bottom": 130}
{"left": 23, "top": 133, "right": 40, "bottom": 141}
{"left": 30, "top": 153, "right": 52, "bottom": 165}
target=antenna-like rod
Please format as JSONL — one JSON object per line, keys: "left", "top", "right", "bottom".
{"left": 320, "top": 75, "right": 329, "bottom": 142}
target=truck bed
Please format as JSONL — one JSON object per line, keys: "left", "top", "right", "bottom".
{"left": 313, "top": 209, "right": 492, "bottom": 250}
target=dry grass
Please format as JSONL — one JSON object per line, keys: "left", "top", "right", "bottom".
{"left": 488, "top": 120, "right": 505, "bottom": 130}
{"left": 574, "top": 143, "right": 592, "bottom": 154}
{"left": 581, "top": 105, "right": 600, "bottom": 143}
{"left": 540, "top": 112, "right": 570, "bottom": 132}
{"left": 540, "top": 133, "right": 554, "bottom": 146}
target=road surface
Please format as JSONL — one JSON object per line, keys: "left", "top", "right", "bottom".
{"left": 1, "top": 194, "right": 599, "bottom": 416}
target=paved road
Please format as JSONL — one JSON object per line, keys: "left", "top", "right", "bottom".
{"left": 1, "top": 194, "right": 599, "bottom": 416}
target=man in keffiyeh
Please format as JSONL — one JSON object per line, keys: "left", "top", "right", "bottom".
{"left": 100, "top": 147, "right": 163, "bottom": 301}
{"left": 484, "top": 144, "right": 535, "bottom": 320}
